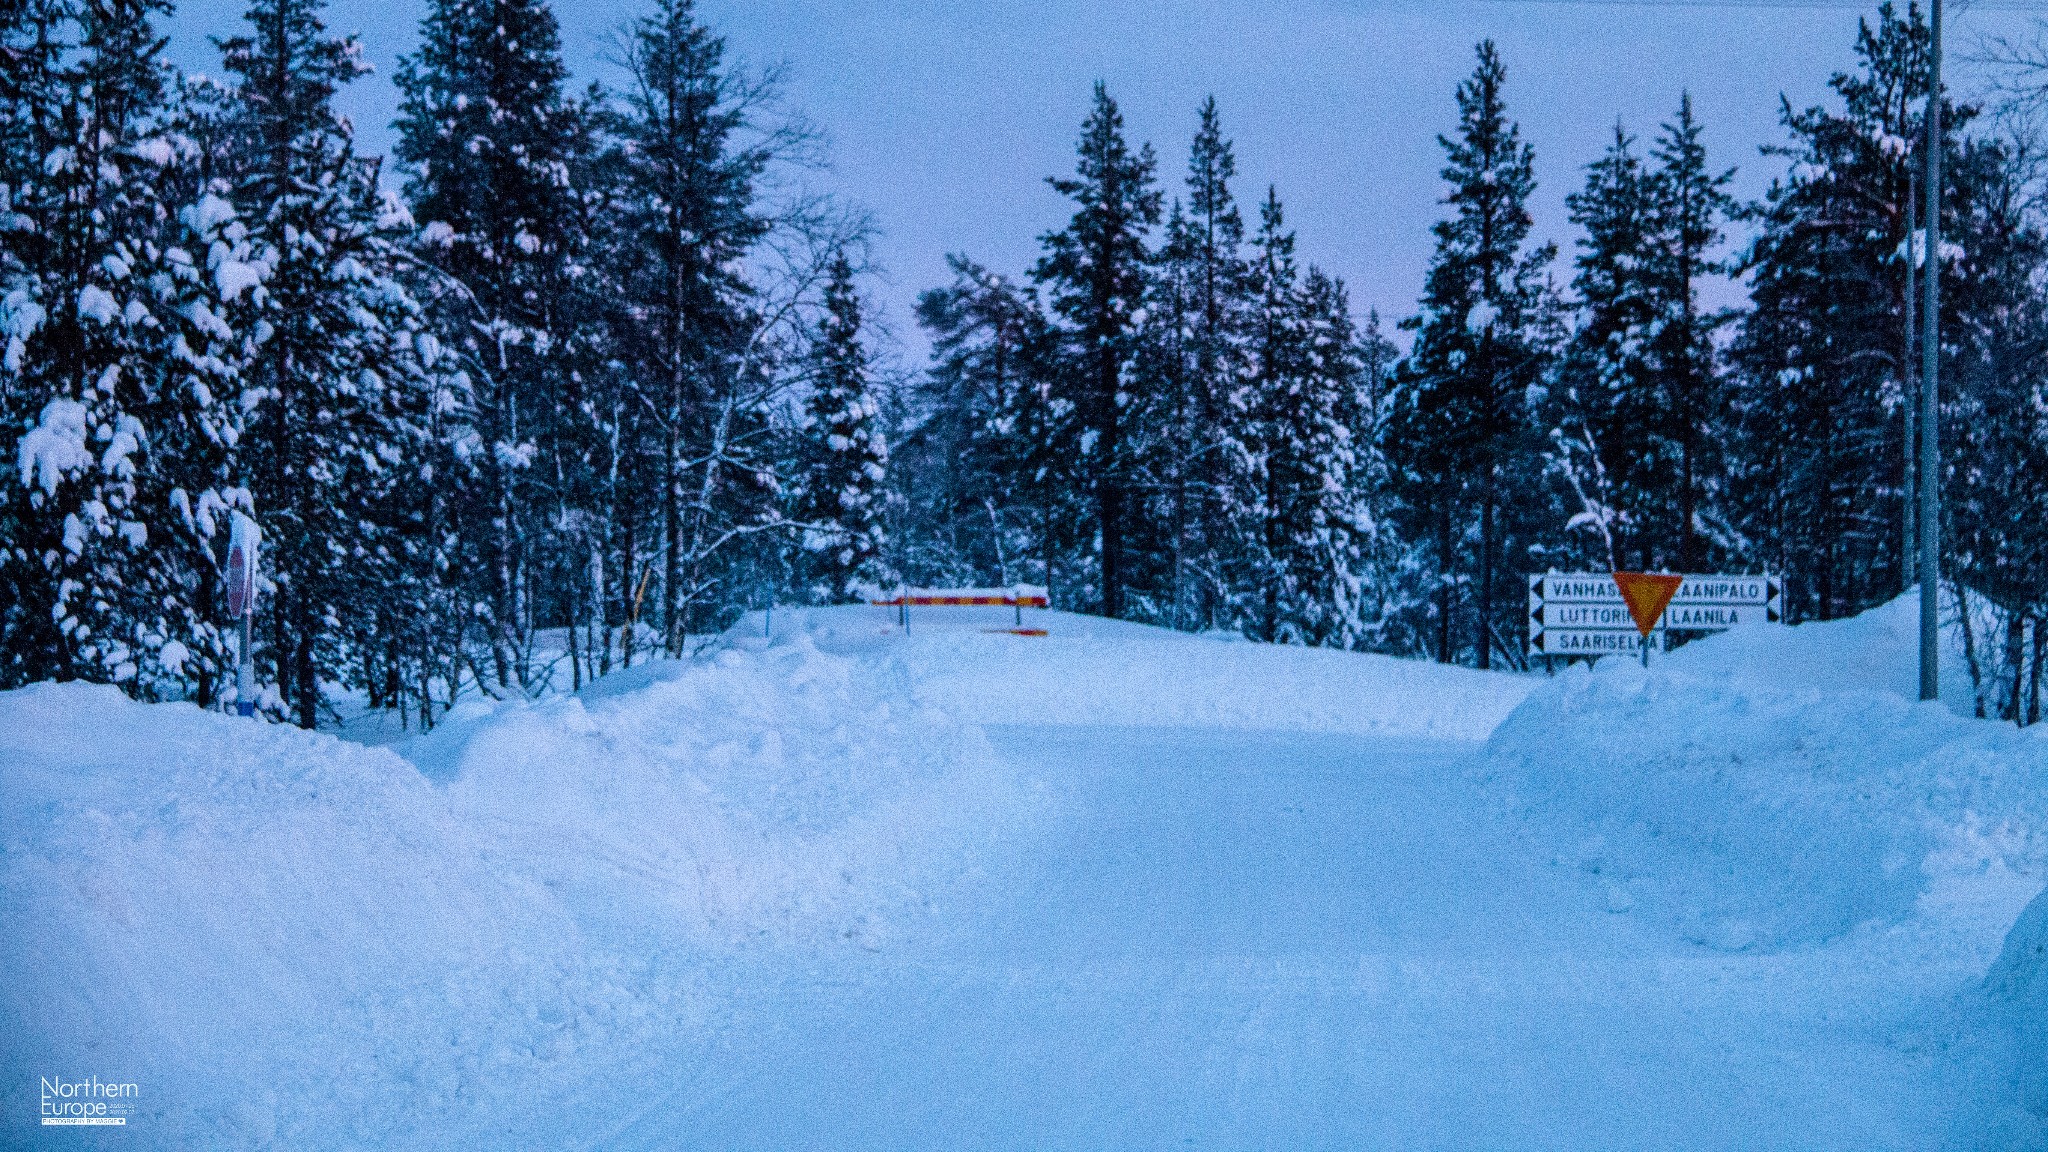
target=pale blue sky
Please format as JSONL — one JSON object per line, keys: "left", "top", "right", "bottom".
{"left": 165, "top": 0, "right": 2038, "bottom": 359}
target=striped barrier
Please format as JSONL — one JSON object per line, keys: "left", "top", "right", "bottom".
{"left": 870, "top": 593, "right": 1049, "bottom": 608}
{"left": 869, "top": 587, "right": 1051, "bottom": 631}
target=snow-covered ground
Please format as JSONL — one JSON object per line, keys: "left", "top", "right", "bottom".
{"left": 3, "top": 599, "right": 2045, "bottom": 1148}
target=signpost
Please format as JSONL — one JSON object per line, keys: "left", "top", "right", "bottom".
{"left": 1614, "top": 572, "right": 1684, "bottom": 668}
{"left": 1527, "top": 572, "right": 1782, "bottom": 664}
{"left": 226, "top": 514, "right": 260, "bottom": 717}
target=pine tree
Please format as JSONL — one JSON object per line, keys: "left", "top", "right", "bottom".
{"left": 602, "top": 0, "right": 774, "bottom": 654}
{"left": 1386, "top": 40, "right": 1555, "bottom": 668}
{"left": 1267, "top": 266, "right": 1367, "bottom": 646}
{"left": 794, "top": 253, "right": 888, "bottom": 601}
{"left": 1551, "top": 97, "right": 1735, "bottom": 577}
{"left": 393, "top": 0, "right": 589, "bottom": 685}
{"left": 1125, "top": 197, "right": 1198, "bottom": 623}
{"left": 215, "top": 0, "right": 441, "bottom": 727}
{"left": 1942, "top": 138, "right": 2048, "bottom": 723}
{"left": 3, "top": 0, "right": 263, "bottom": 698}
{"left": 1644, "top": 92, "right": 1737, "bottom": 572}
{"left": 1553, "top": 122, "right": 1656, "bottom": 570}
{"left": 902, "top": 254, "right": 1057, "bottom": 589}
{"left": 1168, "top": 97, "right": 1252, "bottom": 629}
{"left": 1734, "top": 2, "right": 1950, "bottom": 620}
{"left": 1351, "top": 309, "right": 1431, "bottom": 653}
{"left": 1243, "top": 186, "right": 1307, "bottom": 638}
{"left": 1034, "top": 82, "right": 1161, "bottom": 618}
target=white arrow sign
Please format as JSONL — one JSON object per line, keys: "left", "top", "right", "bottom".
{"left": 1528, "top": 572, "right": 1782, "bottom": 658}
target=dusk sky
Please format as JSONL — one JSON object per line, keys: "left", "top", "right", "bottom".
{"left": 166, "top": 0, "right": 2042, "bottom": 360}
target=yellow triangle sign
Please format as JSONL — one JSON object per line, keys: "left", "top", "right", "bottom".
{"left": 1613, "top": 572, "right": 1683, "bottom": 638}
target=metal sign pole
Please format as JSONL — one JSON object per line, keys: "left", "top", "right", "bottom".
{"left": 1919, "top": 0, "right": 1943, "bottom": 702}
{"left": 237, "top": 611, "right": 255, "bottom": 717}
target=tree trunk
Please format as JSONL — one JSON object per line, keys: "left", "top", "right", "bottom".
{"left": 1477, "top": 471, "right": 1495, "bottom": 672}
{"left": 662, "top": 424, "right": 681, "bottom": 657}
{"left": 1436, "top": 504, "right": 1454, "bottom": 664}
{"left": 2007, "top": 608, "right": 2025, "bottom": 724}
{"left": 1098, "top": 350, "right": 1122, "bottom": 620}
{"left": 294, "top": 592, "right": 317, "bottom": 730}
{"left": 2028, "top": 615, "right": 2043, "bottom": 728}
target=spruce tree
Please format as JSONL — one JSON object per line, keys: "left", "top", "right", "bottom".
{"left": 2, "top": 0, "right": 263, "bottom": 698}
{"left": 1941, "top": 139, "right": 2048, "bottom": 722}
{"left": 1553, "top": 95, "right": 1735, "bottom": 578}
{"left": 394, "top": 0, "right": 588, "bottom": 684}
{"left": 1244, "top": 186, "right": 1306, "bottom": 638}
{"left": 1644, "top": 92, "right": 1736, "bottom": 572}
{"left": 1351, "top": 309, "right": 1430, "bottom": 653}
{"left": 1034, "top": 82, "right": 1161, "bottom": 618}
{"left": 1175, "top": 98, "right": 1252, "bottom": 629}
{"left": 1386, "top": 40, "right": 1554, "bottom": 668}
{"left": 216, "top": 0, "right": 440, "bottom": 726}
{"left": 1734, "top": 3, "right": 1949, "bottom": 619}
{"left": 794, "top": 253, "right": 888, "bottom": 601}
{"left": 903, "top": 255, "right": 1057, "bottom": 589}
{"left": 1553, "top": 122, "right": 1656, "bottom": 571}
{"left": 603, "top": 0, "right": 773, "bottom": 653}
{"left": 1269, "top": 266, "right": 1367, "bottom": 646}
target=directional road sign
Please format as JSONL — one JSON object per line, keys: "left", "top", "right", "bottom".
{"left": 1528, "top": 572, "right": 1782, "bottom": 658}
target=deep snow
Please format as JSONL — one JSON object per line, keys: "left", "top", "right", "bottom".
{"left": 3, "top": 598, "right": 2045, "bottom": 1148}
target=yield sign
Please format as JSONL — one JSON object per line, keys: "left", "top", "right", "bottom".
{"left": 1613, "top": 572, "right": 1683, "bottom": 637}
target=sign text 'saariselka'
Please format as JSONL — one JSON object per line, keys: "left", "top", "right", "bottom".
{"left": 1527, "top": 572, "right": 1783, "bottom": 658}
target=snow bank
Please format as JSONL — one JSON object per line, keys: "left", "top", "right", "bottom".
{"left": 1646, "top": 592, "right": 1989, "bottom": 717}
{"left": 762, "top": 604, "right": 1536, "bottom": 741}
{"left": 0, "top": 636, "right": 1021, "bottom": 1148}
{"left": 1989, "top": 886, "right": 2048, "bottom": 1140}
{"left": 403, "top": 634, "right": 1022, "bottom": 951}
{"left": 1487, "top": 599, "right": 2048, "bottom": 1141}
{"left": 1488, "top": 604, "right": 2048, "bottom": 952}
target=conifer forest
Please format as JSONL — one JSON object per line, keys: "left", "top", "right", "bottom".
{"left": 5, "top": 0, "right": 2047, "bottom": 728}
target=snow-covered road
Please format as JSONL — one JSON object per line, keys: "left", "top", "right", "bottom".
{"left": 5, "top": 602, "right": 2043, "bottom": 1148}
{"left": 614, "top": 724, "right": 1983, "bottom": 1150}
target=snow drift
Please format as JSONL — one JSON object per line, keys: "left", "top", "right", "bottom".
{"left": 0, "top": 636, "right": 1021, "bottom": 1148}
{"left": 1488, "top": 596, "right": 2048, "bottom": 951}
{"left": 769, "top": 603, "right": 1535, "bottom": 740}
{"left": 1989, "top": 886, "right": 2048, "bottom": 1128}
{"left": 1486, "top": 595, "right": 2048, "bottom": 1140}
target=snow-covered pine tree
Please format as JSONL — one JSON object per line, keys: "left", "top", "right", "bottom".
{"left": 2, "top": 0, "right": 263, "bottom": 699}
{"left": 793, "top": 253, "right": 887, "bottom": 601}
{"left": 1144, "top": 97, "right": 1252, "bottom": 631}
{"left": 1385, "top": 40, "right": 1556, "bottom": 668}
{"left": 901, "top": 254, "right": 1058, "bottom": 589}
{"left": 603, "top": 0, "right": 777, "bottom": 654}
{"left": 1941, "top": 136, "right": 2048, "bottom": 724}
{"left": 1242, "top": 186, "right": 1307, "bottom": 639}
{"left": 1553, "top": 122, "right": 1657, "bottom": 571}
{"left": 1125, "top": 196, "right": 1198, "bottom": 625}
{"left": 1733, "top": 3, "right": 1946, "bottom": 620}
{"left": 1643, "top": 92, "right": 1737, "bottom": 573}
{"left": 213, "top": 0, "right": 442, "bottom": 727}
{"left": 1034, "top": 82, "right": 1161, "bottom": 619}
{"left": 1351, "top": 309, "right": 1433, "bottom": 654}
{"left": 393, "top": 0, "right": 589, "bottom": 687}
{"left": 1552, "top": 94, "right": 1735, "bottom": 579}
{"left": 1268, "top": 265, "right": 1367, "bottom": 647}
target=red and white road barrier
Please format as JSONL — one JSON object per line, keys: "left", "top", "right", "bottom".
{"left": 868, "top": 587, "right": 1051, "bottom": 632}
{"left": 869, "top": 587, "right": 1049, "bottom": 609}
